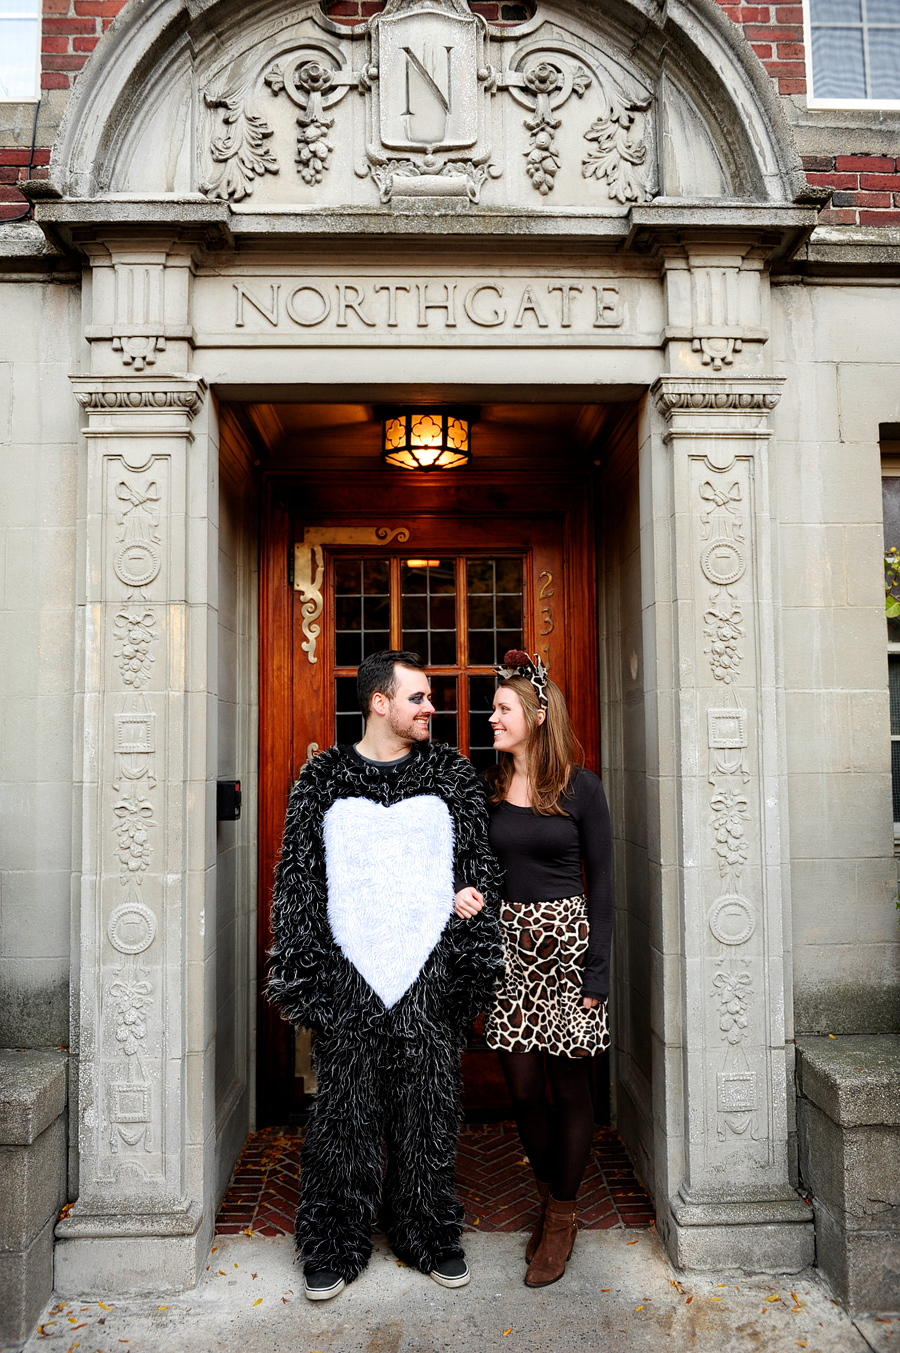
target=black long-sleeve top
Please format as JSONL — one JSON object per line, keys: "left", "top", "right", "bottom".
{"left": 484, "top": 767, "right": 613, "bottom": 1002}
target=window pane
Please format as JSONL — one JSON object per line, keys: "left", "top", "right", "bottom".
{"left": 466, "top": 558, "right": 523, "bottom": 669}
{"left": 883, "top": 479, "right": 900, "bottom": 641}
{"left": 810, "top": 0, "right": 862, "bottom": 20}
{"left": 430, "top": 676, "right": 458, "bottom": 749}
{"left": 401, "top": 560, "right": 457, "bottom": 666}
{"left": 335, "top": 555, "right": 389, "bottom": 668}
{"left": 867, "top": 0, "right": 900, "bottom": 24}
{"left": 335, "top": 675, "right": 364, "bottom": 747}
{"left": 811, "top": 27, "right": 866, "bottom": 97}
{"left": 468, "top": 674, "right": 498, "bottom": 773}
{"left": 869, "top": 29, "right": 900, "bottom": 99}
{"left": 0, "top": 16, "right": 39, "bottom": 100}
{"left": 889, "top": 655, "right": 900, "bottom": 736}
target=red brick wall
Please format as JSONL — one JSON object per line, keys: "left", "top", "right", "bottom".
{"left": 713, "top": 0, "right": 806, "bottom": 95}
{"left": 4, "top": 0, "right": 900, "bottom": 227}
{"left": 802, "top": 155, "right": 900, "bottom": 226}
{"left": 1, "top": 0, "right": 129, "bottom": 218}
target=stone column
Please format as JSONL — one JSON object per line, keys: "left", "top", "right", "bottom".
{"left": 55, "top": 373, "right": 215, "bottom": 1292}
{"left": 651, "top": 375, "right": 814, "bottom": 1269}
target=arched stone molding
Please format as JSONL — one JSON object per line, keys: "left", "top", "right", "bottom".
{"left": 48, "top": 0, "right": 805, "bottom": 209}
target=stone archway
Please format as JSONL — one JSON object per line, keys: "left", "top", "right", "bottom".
{"left": 39, "top": 0, "right": 819, "bottom": 1293}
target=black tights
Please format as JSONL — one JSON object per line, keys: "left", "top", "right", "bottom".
{"left": 497, "top": 1050, "right": 595, "bottom": 1201}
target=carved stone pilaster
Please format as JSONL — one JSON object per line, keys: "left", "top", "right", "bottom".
{"left": 662, "top": 245, "right": 770, "bottom": 376}
{"left": 56, "top": 375, "right": 213, "bottom": 1293}
{"left": 651, "top": 375, "right": 813, "bottom": 1270}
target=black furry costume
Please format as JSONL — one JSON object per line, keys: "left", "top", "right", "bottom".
{"left": 268, "top": 741, "right": 503, "bottom": 1282}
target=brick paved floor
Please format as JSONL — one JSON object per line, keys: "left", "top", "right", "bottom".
{"left": 214, "top": 1123, "right": 654, "bottom": 1238}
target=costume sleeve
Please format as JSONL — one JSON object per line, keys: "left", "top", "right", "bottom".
{"left": 577, "top": 772, "right": 614, "bottom": 1002}
{"left": 266, "top": 763, "right": 337, "bottom": 1031}
{"left": 441, "top": 755, "right": 505, "bottom": 1027}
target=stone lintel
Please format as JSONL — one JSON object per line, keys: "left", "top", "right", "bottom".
{"left": 797, "top": 1035, "right": 900, "bottom": 1129}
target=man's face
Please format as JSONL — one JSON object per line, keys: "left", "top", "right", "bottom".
{"left": 384, "top": 665, "right": 434, "bottom": 743}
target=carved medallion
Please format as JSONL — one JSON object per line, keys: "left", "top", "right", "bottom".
{"left": 708, "top": 893, "right": 756, "bottom": 946}
{"left": 108, "top": 901, "right": 158, "bottom": 955}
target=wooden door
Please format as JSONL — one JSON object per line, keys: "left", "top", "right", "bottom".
{"left": 258, "top": 472, "right": 597, "bottom": 1124}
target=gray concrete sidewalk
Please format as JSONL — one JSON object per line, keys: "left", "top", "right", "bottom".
{"left": 9, "top": 1229, "right": 897, "bottom": 1353}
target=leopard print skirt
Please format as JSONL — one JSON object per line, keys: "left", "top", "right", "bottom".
{"left": 483, "top": 894, "right": 610, "bottom": 1058}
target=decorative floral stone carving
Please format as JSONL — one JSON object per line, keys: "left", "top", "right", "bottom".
{"left": 266, "top": 58, "right": 340, "bottom": 185}
{"left": 113, "top": 478, "right": 162, "bottom": 593}
{"left": 704, "top": 595, "right": 746, "bottom": 684}
{"left": 201, "top": 81, "right": 279, "bottom": 202}
{"left": 710, "top": 790, "right": 749, "bottom": 881}
{"left": 112, "top": 794, "right": 156, "bottom": 884}
{"left": 113, "top": 608, "right": 159, "bottom": 690}
{"left": 713, "top": 959, "right": 752, "bottom": 1048}
{"left": 582, "top": 88, "right": 649, "bottom": 204}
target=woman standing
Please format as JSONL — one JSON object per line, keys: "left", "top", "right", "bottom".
{"left": 483, "top": 651, "right": 613, "bottom": 1288}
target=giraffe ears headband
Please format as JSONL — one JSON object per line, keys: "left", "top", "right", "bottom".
{"left": 493, "top": 649, "right": 549, "bottom": 709}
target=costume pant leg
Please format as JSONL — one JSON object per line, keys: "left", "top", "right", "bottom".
{"left": 381, "top": 1022, "right": 465, "bottom": 1272}
{"left": 295, "top": 1027, "right": 384, "bottom": 1282}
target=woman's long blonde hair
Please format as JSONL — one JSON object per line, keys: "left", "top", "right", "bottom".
{"left": 484, "top": 675, "right": 584, "bottom": 815}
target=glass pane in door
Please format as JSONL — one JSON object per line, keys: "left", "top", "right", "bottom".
{"left": 401, "top": 559, "right": 457, "bottom": 664}
{"left": 467, "top": 558, "right": 523, "bottom": 665}
{"left": 430, "top": 676, "right": 458, "bottom": 748}
{"left": 468, "top": 674, "right": 499, "bottom": 773}
{"left": 334, "top": 558, "right": 390, "bottom": 667}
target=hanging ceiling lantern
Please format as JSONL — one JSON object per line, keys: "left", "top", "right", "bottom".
{"left": 378, "top": 406, "right": 476, "bottom": 470}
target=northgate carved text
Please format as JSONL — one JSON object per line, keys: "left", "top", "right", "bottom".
{"left": 232, "top": 279, "right": 624, "bottom": 331}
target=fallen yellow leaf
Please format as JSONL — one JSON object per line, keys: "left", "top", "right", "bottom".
{"left": 828, "top": 1034, "right": 836, "bottom": 1039}
{"left": 211, "top": 1246, "right": 217, "bottom": 1253}
{"left": 218, "top": 1270, "right": 226, "bottom": 1275}
{"left": 627, "top": 1239, "right": 638, "bottom": 1245}
{"left": 715, "top": 1283, "right": 726, "bottom": 1288}
{"left": 601, "top": 1289, "right": 611, "bottom": 1293}
{"left": 636, "top": 1306, "right": 644, "bottom": 1312}
{"left": 253, "top": 1298, "right": 262, "bottom": 1306}
{"left": 503, "top": 1330, "right": 512, "bottom": 1336}
{"left": 710, "top": 1296, "right": 722, "bottom": 1301}
{"left": 234, "top": 1263, "right": 239, "bottom": 1269}
{"left": 765, "top": 1294, "right": 782, "bottom": 1302}
{"left": 156, "top": 1305, "right": 169, "bottom": 1311}
{"left": 98, "top": 1302, "right": 113, "bottom": 1311}
{"left": 791, "top": 1292, "right": 802, "bottom": 1305}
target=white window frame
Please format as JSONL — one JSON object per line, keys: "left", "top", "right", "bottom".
{"left": 882, "top": 448, "right": 900, "bottom": 853}
{"left": 0, "top": 1, "right": 42, "bottom": 105}
{"left": 804, "top": 0, "right": 900, "bottom": 111}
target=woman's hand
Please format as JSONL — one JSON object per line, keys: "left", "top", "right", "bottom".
{"left": 582, "top": 996, "right": 600, "bottom": 1009}
{"left": 454, "top": 887, "right": 485, "bottom": 919}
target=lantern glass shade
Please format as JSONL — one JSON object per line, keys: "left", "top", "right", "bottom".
{"left": 380, "top": 408, "right": 474, "bottom": 470}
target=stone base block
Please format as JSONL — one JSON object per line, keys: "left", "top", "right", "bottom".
{"left": 814, "top": 1200, "right": 900, "bottom": 1314}
{"left": 54, "top": 1224, "right": 211, "bottom": 1297}
{"left": 0, "top": 1214, "right": 55, "bottom": 1346}
{"left": 668, "top": 1217, "right": 815, "bottom": 1272}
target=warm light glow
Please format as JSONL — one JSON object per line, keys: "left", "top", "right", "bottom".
{"left": 379, "top": 407, "right": 475, "bottom": 471}
{"left": 405, "top": 559, "right": 441, "bottom": 568}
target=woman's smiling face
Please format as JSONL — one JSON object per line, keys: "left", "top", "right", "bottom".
{"left": 489, "top": 685, "right": 530, "bottom": 756}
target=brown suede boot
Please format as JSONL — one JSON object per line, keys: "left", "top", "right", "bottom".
{"left": 524, "top": 1196, "right": 577, "bottom": 1287}
{"left": 525, "top": 1180, "right": 552, "bottom": 1263}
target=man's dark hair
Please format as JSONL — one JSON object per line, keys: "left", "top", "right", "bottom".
{"left": 357, "top": 650, "right": 426, "bottom": 719}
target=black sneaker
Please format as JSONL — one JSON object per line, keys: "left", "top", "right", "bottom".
{"left": 430, "top": 1255, "right": 470, "bottom": 1288}
{"left": 304, "top": 1269, "right": 346, "bottom": 1301}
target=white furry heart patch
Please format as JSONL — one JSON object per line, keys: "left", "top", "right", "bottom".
{"left": 323, "top": 794, "right": 455, "bottom": 1009}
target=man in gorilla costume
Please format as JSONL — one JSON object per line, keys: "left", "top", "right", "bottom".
{"left": 268, "top": 650, "right": 503, "bottom": 1300}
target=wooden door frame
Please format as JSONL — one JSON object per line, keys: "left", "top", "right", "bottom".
{"left": 257, "top": 469, "right": 598, "bottom": 1125}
